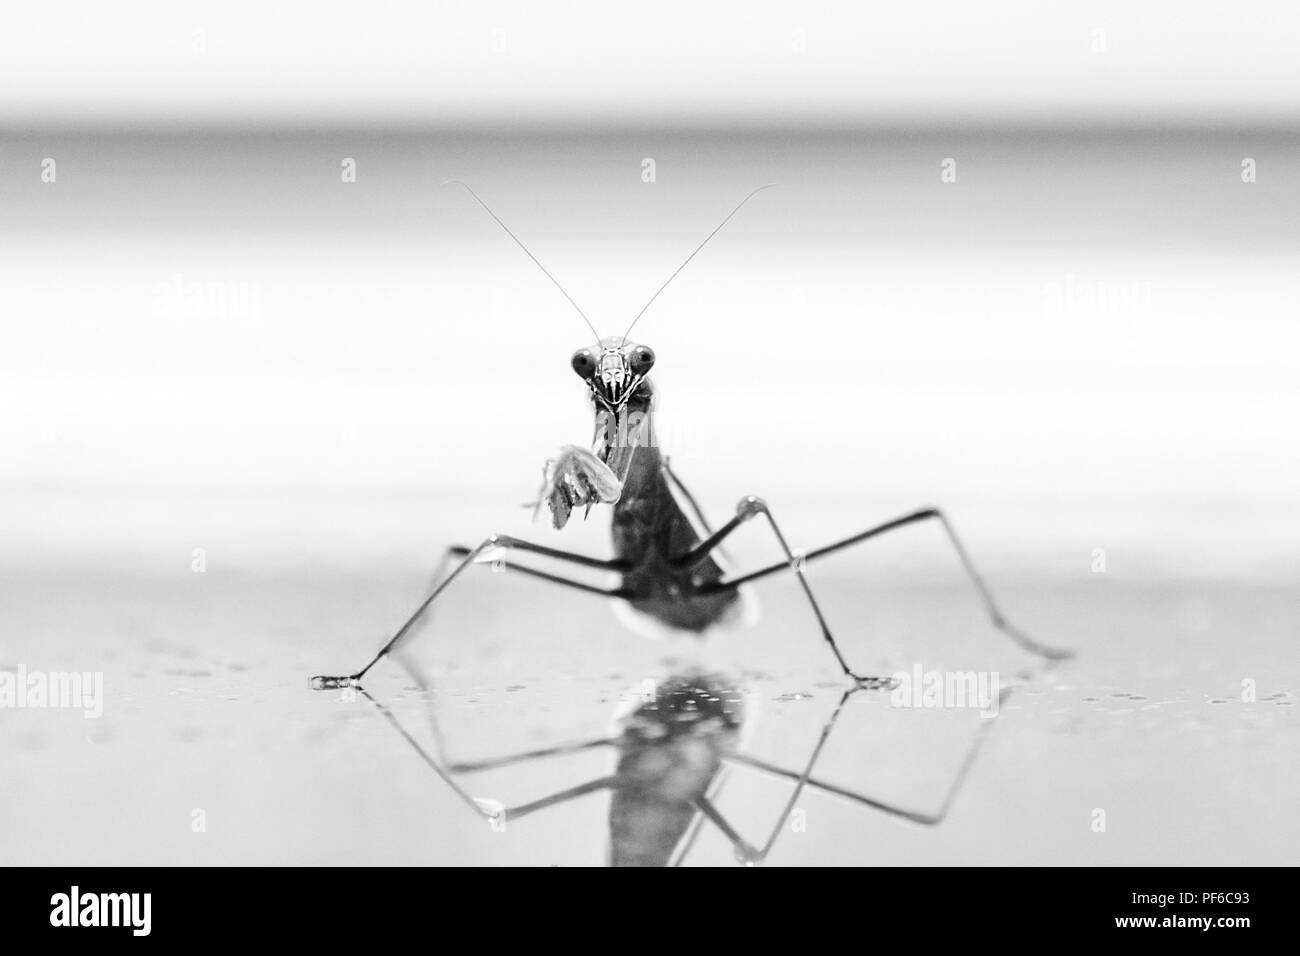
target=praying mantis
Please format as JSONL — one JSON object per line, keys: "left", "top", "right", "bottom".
{"left": 311, "top": 181, "right": 1072, "bottom": 864}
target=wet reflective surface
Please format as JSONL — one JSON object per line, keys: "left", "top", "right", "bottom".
{"left": 3, "top": 567, "right": 1296, "bottom": 865}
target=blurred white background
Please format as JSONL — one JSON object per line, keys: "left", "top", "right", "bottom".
{"left": 2, "top": 131, "right": 1296, "bottom": 582}
{"left": 3, "top": 3, "right": 1298, "bottom": 584}
{"left": 2, "top": 2, "right": 1298, "bottom": 127}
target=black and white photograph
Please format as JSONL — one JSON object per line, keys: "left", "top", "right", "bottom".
{"left": 0, "top": 0, "right": 1295, "bottom": 930}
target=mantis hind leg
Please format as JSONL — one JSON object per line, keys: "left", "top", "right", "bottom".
{"left": 311, "top": 535, "right": 628, "bottom": 689}
{"left": 679, "top": 499, "right": 1073, "bottom": 684}
{"left": 724, "top": 505, "right": 1072, "bottom": 661}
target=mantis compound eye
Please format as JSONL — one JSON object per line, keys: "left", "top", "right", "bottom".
{"left": 628, "top": 345, "right": 655, "bottom": 377}
{"left": 571, "top": 348, "right": 597, "bottom": 379}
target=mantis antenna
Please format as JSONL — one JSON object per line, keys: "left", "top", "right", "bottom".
{"left": 443, "top": 180, "right": 601, "bottom": 342}
{"left": 621, "top": 184, "right": 777, "bottom": 345}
